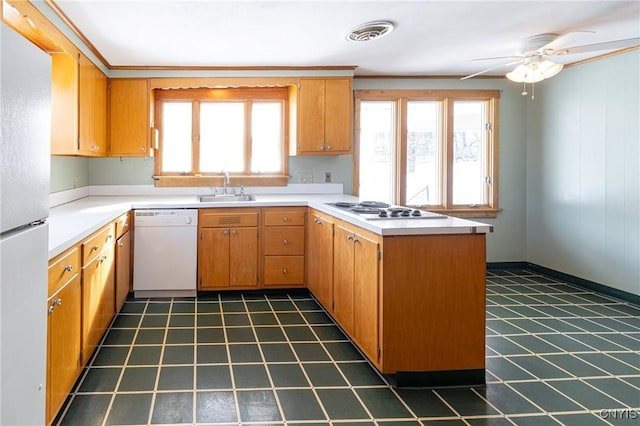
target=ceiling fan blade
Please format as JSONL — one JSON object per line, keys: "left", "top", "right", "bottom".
{"left": 472, "top": 55, "right": 522, "bottom": 61}
{"left": 460, "top": 60, "right": 523, "bottom": 80}
{"left": 552, "top": 37, "right": 640, "bottom": 55}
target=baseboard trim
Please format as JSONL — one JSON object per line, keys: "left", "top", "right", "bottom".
{"left": 385, "top": 369, "right": 486, "bottom": 388}
{"left": 487, "top": 262, "right": 640, "bottom": 306}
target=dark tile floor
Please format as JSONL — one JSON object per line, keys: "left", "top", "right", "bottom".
{"left": 55, "top": 269, "right": 640, "bottom": 425}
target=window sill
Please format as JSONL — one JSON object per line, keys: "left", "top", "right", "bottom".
{"left": 153, "top": 175, "right": 289, "bottom": 187}
{"left": 427, "top": 208, "right": 501, "bottom": 219}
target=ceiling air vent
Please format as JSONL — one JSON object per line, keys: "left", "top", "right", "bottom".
{"left": 346, "top": 20, "right": 395, "bottom": 42}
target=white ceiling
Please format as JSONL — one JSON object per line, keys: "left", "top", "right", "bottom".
{"left": 51, "top": 0, "right": 640, "bottom": 77}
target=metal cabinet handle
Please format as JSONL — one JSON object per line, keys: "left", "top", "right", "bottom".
{"left": 119, "top": 242, "right": 125, "bottom": 248}
{"left": 91, "top": 245, "right": 99, "bottom": 252}
{"left": 231, "top": 229, "right": 237, "bottom": 235}
{"left": 347, "top": 234, "right": 354, "bottom": 241}
{"left": 64, "top": 264, "right": 73, "bottom": 272}
{"left": 282, "top": 268, "right": 288, "bottom": 274}
{"left": 326, "top": 145, "right": 332, "bottom": 150}
{"left": 282, "top": 216, "right": 289, "bottom": 222}
{"left": 140, "top": 146, "right": 145, "bottom": 152}
{"left": 48, "top": 305, "right": 55, "bottom": 314}
{"left": 353, "top": 237, "right": 360, "bottom": 244}
{"left": 223, "top": 230, "right": 229, "bottom": 235}
{"left": 55, "top": 298, "right": 62, "bottom": 306}
{"left": 99, "top": 255, "right": 107, "bottom": 263}
{"left": 107, "top": 234, "right": 113, "bottom": 240}
{"left": 314, "top": 218, "right": 321, "bottom": 224}
{"left": 283, "top": 239, "right": 288, "bottom": 245}
{"left": 319, "top": 145, "right": 325, "bottom": 151}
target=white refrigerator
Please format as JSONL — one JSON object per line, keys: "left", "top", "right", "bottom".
{"left": 0, "top": 23, "right": 52, "bottom": 425}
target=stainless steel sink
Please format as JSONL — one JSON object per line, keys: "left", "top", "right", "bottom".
{"left": 199, "top": 194, "right": 256, "bottom": 202}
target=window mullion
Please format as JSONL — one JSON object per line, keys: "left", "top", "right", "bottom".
{"left": 245, "top": 101, "right": 252, "bottom": 174}
{"left": 192, "top": 100, "right": 200, "bottom": 175}
{"left": 397, "top": 98, "right": 407, "bottom": 206}
{"left": 444, "top": 98, "right": 454, "bottom": 209}
{"left": 155, "top": 100, "right": 163, "bottom": 177}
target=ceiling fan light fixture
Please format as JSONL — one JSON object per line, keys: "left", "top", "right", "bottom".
{"left": 346, "top": 20, "right": 395, "bottom": 42}
{"left": 506, "top": 59, "right": 563, "bottom": 83}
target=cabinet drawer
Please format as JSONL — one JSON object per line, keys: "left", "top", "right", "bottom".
{"left": 114, "top": 211, "right": 131, "bottom": 239}
{"left": 82, "top": 223, "right": 115, "bottom": 266}
{"left": 264, "top": 208, "right": 306, "bottom": 226}
{"left": 264, "top": 227, "right": 305, "bottom": 255}
{"left": 48, "top": 246, "right": 80, "bottom": 296}
{"left": 200, "top": 209, "right": 259, "bottom": 228}
{"left": 264, "top": 256, "right": 304, "bottom": 285}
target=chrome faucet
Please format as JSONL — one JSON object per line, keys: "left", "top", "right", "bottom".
{"left": 222, "top": 170, "right": 230, "bottom": 194}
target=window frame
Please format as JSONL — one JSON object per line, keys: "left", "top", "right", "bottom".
{"left": 153, "top": 87, "right": 290, "bottom": 187}
{"left": 354, "top": 89, "right": 501, "bottom": 218}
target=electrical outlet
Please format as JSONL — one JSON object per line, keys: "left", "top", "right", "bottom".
{"left": 298, "top": 172, "right": 313, "bottom": 184}
{"left": 325, "top": 172, "right": 332, "bottom": 183}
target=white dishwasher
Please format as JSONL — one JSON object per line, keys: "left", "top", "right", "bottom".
{"left": 133, "top": 209, "right": 198, "bottom": 298}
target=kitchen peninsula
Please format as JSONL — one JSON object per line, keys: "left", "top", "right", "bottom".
{"left": 48, "top": 191, "right": 492, "bottom": 388}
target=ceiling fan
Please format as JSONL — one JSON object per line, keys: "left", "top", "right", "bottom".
{"left": 461, "top": 32, "right": 640, "bottom": 84}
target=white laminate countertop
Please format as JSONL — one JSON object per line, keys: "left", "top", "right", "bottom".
{"left": 48, "top": 194, "right": 493, "bottom": 260}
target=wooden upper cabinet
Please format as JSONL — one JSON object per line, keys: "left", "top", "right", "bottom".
{"left": 109, "top": 79, "right": 151, "bottom": 156}
{"left": 51, "top": 53, "right": 107, "bottom": 156}
{"left": 294, "top": 78, "right": 352, "bottom": 155}
{"left": 51, "top": 53, "right": 78, "bottom": 155}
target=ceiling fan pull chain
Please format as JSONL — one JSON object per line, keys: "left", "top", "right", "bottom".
{"left": 522, "top": 81, "right": 528, "bottom": 96}
{"left": 532, "top": 83, "right": 535, "bottom": 100}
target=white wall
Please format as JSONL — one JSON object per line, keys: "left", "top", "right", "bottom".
{"left": 526, "top": 50, "right": 640, "bottom": 295}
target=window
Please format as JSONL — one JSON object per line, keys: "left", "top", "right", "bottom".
{"left": 355, "top": 90, "right": 500, "bottom": 218}
{"left": 154, "top": 88, "right": 289, "bottom": 186}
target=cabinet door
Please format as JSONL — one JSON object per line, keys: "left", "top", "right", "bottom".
{"left": 78, "top": 55, "right": 107, "bottom": 155}
{"left": 115, "top": 231, "right": 131, "bottom": 312}
{"left": 353, "top": 233, "right": 380, "bottom": 362}
{"left": 94, "top": 67, "right": 108, "bottom": 154}
{"left": 109, "top": 79, "right": 150, "bottom": 156}
{"left": 307, "top": 211, "right": 334, "bottom": 309}
{"left": 51, "top": 53, "right": 78, "bottom": 155}
{"left": 199, "top": 228, "right": 231, "bottom": 288}
{"left": 297, "top": 79, "right": 325, "bottom": 153}
{"left": 333, "top": 225, "right": 355, "bottom": 335}
{"left": 229, "top": 227, "right": 259, "bottom": 287}
{"left": 100, "top": 247, "right": 116, "bottom": 329}
{"left": 81, "top": 246, "right": 115, "bottom": 364}
{"left": 78, "top": 55, "right": 96, "bottom": 154}
{"left": 323, "top": 79, "right": 352, "bottom": 153}
{"left": 47, "top": 275, "right": 81, "bottom": 425}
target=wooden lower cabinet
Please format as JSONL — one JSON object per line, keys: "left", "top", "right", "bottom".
{"left": 320, "top": 217, "right": 486, "bottom": 386}
{"left": 46, "top": 215, "right": 129, "bottom": 422}
{"left": 115, "top": 230, "right": 131, "bottom": 312}
{"left": 198, "top": 209, "right": 260, "bottom": 289}
{"left": 333, "top": 223, "right": 380, "bottom": 362}
{"left": 333, "top": 226, "right": 355, "bottom": 334}
{"left": 47, "top": 247, "right": 82, "bottom": 426}
{"left": 306, "top": 209, "right": 334, "bottom": 308}
{"left": 199, "top": 227, "right": 259, "bottom": 288}
{"left": 262, "top": 207, "right": 306, "bottom": 288}
{"left": 379, "top": 234, "right": 486, "bottom": 378}
{"left": 81, "top": 225, "right": 115, "bottom": 365}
